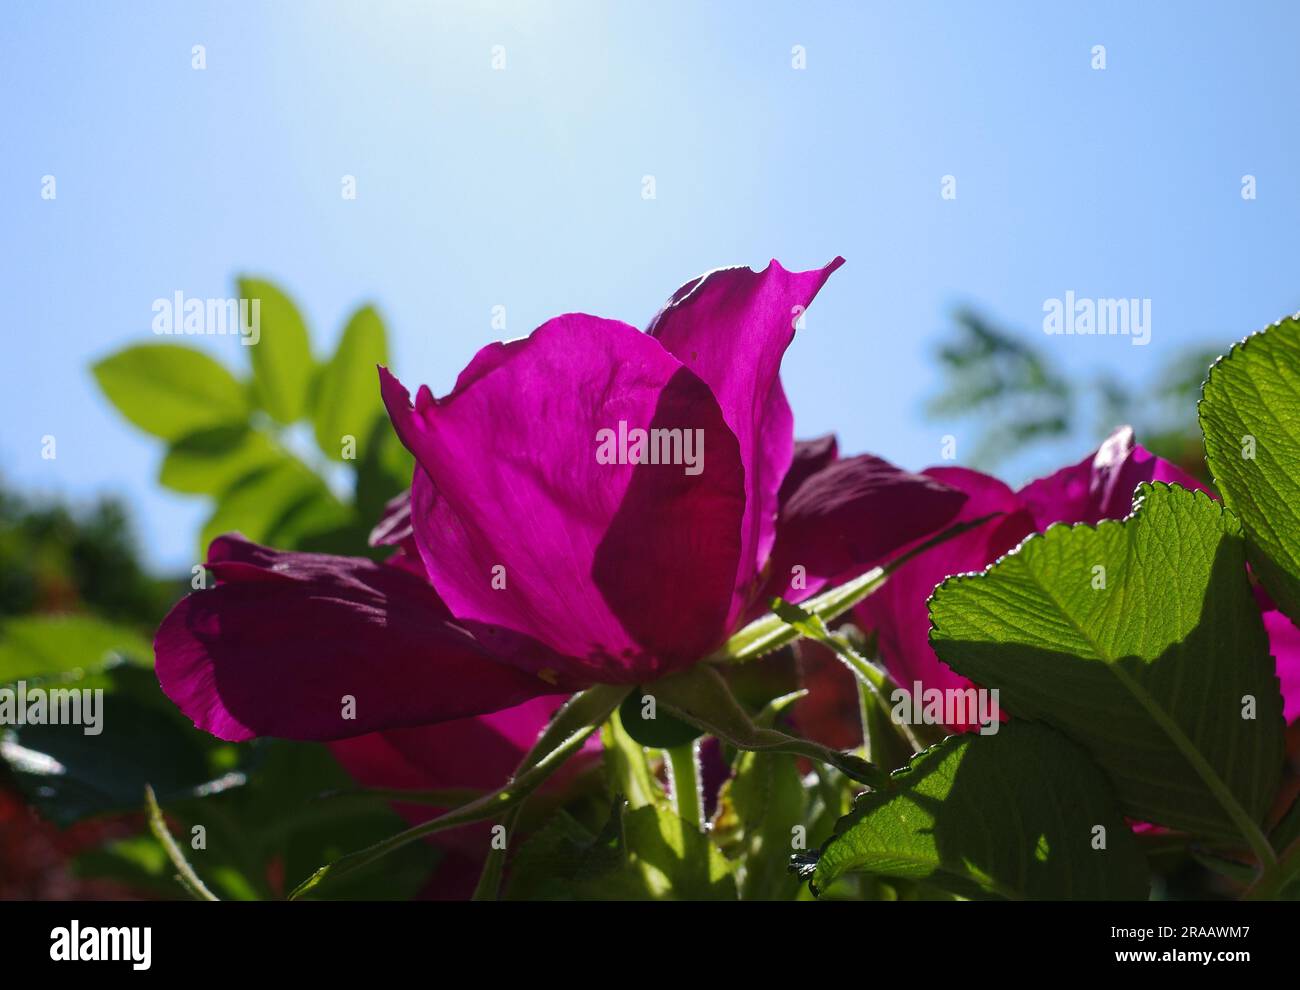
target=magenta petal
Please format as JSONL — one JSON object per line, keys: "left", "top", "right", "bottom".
{"left": 764, "top": 454, "right": 967, "bottom": 605}
{"left": 155, "top": 536, "right": 564, "bottom": 742}
{"left": 855, "top": 468, "right": 1036, "bottom": 695}
{"left": 646, "top": 258, "right": 845, "bottom": 619}
{"left": 380, "top": 314, "right": 746, "bottom": 682}
{"left": 1261, "top": 609, "right": 1300, "bottom": 724}
{"left": 1017, "top": 426, "right": 1209, "bottom": 530}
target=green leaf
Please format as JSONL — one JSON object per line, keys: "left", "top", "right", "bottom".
{"left": 929, "top": 482, "right": 1284, "bottom": 849}
{"left": 621, "top": 803, "right": 737, "bottom": 900}
{"left": 128, "top": 739, "right": 441, "bottom": 901}
{"left": 93, "top": 344, "right": 248, "bottom": 441}
{"left": 159, "top": 425, "right": 284, "bottom": 495}
{"left": 600, "top": 718, "right": 739, "bottom": 900}
{"left": 1, "top": 664, "right": 240, "bottom": 826}
{"left": 805, "top": 721, "right": 1148, "bottom": 900}
{"left": 1246, "top": 791, "right": 1300, "bottom": 896}
{"left": 238, "top": 277, "right": 314, "bottom": 424}
{"left": 0, "top": 615, "right": 151, "bottom": 681}
{"left": 231, "top": 741, "right": 441, "bottom": 901}
{"left": 504, "top": 797, "right": 737, "bottom": 901}
{"left": 198, "top": 460, "right": 345, "bottom": 555}
{"left": 267, "top": 486, "right": 353, "bottom": 551}
{"left": 289, "top": 719, "right": 598, "bottom": 900}
{"left": 471, "top": 685, "right": 627, "bottom": 901}
{"left": 506, "top": 703, "right": 737, "bottom": 900}
{"left": 504, "top": 804, "right": 644, "bottom": 900}
{"left": 72, "top": 833, "right": 194, "bottom": 899}
{"left": 1201, "top": 317, "right": 1300, "bottom": 625}
{"left": 716, "top": 749, "right": 805, "bottom": 900}
{"left": 355, "top": 416, "right": 414, "bottom": 523}
{"left": 311, "top": 305, "right": 389, "bottom": 461}
{"left": 353, "top": 417, "right": 414, "bottom": 528}
{"left": 603, "top": 708, "right": 671, "bottom": 812}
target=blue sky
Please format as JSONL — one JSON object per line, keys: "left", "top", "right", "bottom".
{"left": 4, "top": 1, "right": 1300, "bottom": 571}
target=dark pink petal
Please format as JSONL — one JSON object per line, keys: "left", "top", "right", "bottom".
{"left": 646, "top": 258, "right": 845, "bottom": 621}
{"left": 382, "top": 546, "right": 430, "bottom": 579}
{"left": 763, "top": 453, "right": 967, "bottom": 606}
{"left": 380, "top": 314, "right": 746, "bottom": 683}
{"left": 1017, "top": 426, "right": 1209, "bottom": 529}
{"left": 778, "top": 434, "right": 839, "bottom": 507}
{"left": 855, "top": 468, "right": 1035, "bottom": 699}
{"left": 155, "top": 536, "right": 567, "bottom": 742}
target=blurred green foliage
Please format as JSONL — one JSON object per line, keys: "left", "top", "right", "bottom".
{"left": 0, "top": 486, "right": 177, "bottom": 625}
{"left": 1, "top": 277, "right": 434, "bottom": 901}
{"left": 928, "top": 307, "right": 1221, "bottom": 481}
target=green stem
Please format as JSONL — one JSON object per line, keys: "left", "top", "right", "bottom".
{"left": 858, "top": 677, "right": 913, "bottom": 772}
{"left": 472, "top": 804, "right": 522, "bottom": 901}
{"left": 772, "top": 599, "right": 935, "bottom": 754}
{"left": 829, "top": 634, "right": 927, "bottom": 752}
{"left": 666, "top": 743, "right": 702, "bottom": 829}
{"left": 652, "top": 665, "right": 889, "bottom": 788}
{"left": 145, "top": 784, "right": 218, "bottom": 902}
{"left": 856, "top": 676, "right": 872, "bottom": 759}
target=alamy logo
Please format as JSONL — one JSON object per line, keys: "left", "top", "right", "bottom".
{"left": 595, "top": 420, "right": 704, "bottom": 476}
{"left": 151, "top": 291, "right": 261, "bottom": 345}
{"left": 1042, "top": 290, "right": 1151, "bottom": 346}
{"left": 0, "top": 681, "right": 103, "bottom": 735}
{"left": 50, "top": 921, "right": 151, "bottom": 970}
{"left": 890, "top": 683, "right": 1001, "bottom": 735}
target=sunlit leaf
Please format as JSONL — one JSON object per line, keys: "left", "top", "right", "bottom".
{"left": 930, "top": 482, "right": 1283, "bottom": 848}
{"left": 238, "top": 277, "right": 314, "bottom": 424}
{"left": 93, "top": 344, "right": 247, "bottom": 441}
{"left": 805, "top": 722, "right": 1147, "bottom": 900}
{"left": 311, "top": 305, "right": 389, "bottom": 461}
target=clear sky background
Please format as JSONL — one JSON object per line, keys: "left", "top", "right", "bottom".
{"left": 4, "top": 0, "right": 1300, "bottom": 572}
